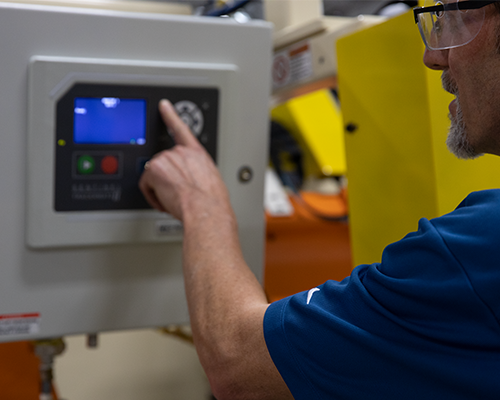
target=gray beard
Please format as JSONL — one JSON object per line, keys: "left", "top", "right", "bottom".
{"left": 446, "top": 96, "right": 482, "bottom": 159}
{"left": 441, "top": 71, "right": 482, "bottom": 160}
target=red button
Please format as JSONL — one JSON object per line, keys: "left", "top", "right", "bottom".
{"left": 101, "top": 155, "right": 119, "bottom": 175}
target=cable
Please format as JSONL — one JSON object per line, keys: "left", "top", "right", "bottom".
{"left": 206, "top": 0, "right": 252, "bottom": 16}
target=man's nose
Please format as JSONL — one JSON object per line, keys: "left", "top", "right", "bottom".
{"left": 423, "top": 47, "right": 449, "bottom": 70}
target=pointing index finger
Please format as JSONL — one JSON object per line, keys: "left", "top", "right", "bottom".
{"left": 159, "top": 99, "right": 200, "bottom": 148}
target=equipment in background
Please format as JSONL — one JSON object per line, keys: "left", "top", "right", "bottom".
{"left": 264, "top": 190, "right": 352, "bottom": 302}
{"left": 269, "top": 120, "right": 305, "bottom": 193}
{"left": 271, "top": 15, "right": 385, "bottom": 101}
{"left": 265, "top": 88, "right": 352, "bottom": 300}
{"left": 271, "top": 88, "right": 346, "bottom": 181}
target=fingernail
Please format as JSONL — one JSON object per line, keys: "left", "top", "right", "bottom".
{"left": 159, "top": 99, "right": 172, "bottom": 111}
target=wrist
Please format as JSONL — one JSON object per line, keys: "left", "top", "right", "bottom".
{"left": 180, "top": 192, "right": 237, "bottom": 231}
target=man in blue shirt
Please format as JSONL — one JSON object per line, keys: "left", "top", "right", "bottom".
{"left": 139, "top": 2, "right": 500, "bottom": 399}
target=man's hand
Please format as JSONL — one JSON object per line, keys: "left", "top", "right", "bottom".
{"left": 139, "top": 99, "right": 231, "bottom": 221}
{"left": 139, "top": 100, "right": 293, "bottom": 400}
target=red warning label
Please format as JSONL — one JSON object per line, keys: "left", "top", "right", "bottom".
{"left": 0, "top": 313, "right": 41, "bottom": 336}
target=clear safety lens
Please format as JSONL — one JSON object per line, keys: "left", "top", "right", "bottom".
{"left": 417, "top": 0, "right": 486, "bottom": 50}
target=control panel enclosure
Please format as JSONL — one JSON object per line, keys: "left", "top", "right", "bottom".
{"left": 0, "top": 2, "right": 272, "bottom": 342}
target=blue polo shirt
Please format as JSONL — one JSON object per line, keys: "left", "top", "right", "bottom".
{"left": 264, "top": 190, "right": 500, "bottom": 399}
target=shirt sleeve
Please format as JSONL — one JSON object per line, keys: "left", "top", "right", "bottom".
{"left": 264, "top": 190, "right": 500, "bottom": 400}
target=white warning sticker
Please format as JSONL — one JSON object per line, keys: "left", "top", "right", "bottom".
{"left": 0, "top": 313, "right": 41, "bottom": 336}
{"left": 272, "top": 41, "right": 314, "bottom": 90}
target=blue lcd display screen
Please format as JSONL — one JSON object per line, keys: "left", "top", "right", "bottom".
{"left": 74, "top": 97, "right": 147, "bottom": 145}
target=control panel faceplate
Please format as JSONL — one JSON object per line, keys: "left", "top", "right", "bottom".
{"left": 26, "top": 55, "right": 235, "bottom": 248}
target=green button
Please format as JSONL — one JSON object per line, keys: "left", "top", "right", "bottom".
{"left": 77, "top": 155, "right": 95, "bottom": 175}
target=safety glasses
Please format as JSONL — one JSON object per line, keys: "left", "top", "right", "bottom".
{"left": 414, "top": 0, "right": 499, "bottom": 50}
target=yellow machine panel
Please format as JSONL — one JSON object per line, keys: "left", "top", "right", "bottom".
{"left": 337, "top": 11, "right": 500, "bottom": 267}
{"left": 271, "top": 89, "right": 346, "bottom": 177}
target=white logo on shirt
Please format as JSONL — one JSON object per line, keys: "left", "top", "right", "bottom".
{"left": 306, "top": 288, "right": 320, "bottom": 305}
